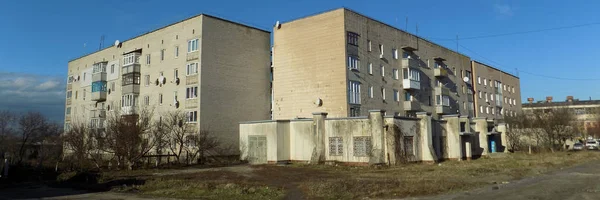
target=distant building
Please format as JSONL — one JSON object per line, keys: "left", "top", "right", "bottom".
{"left": 522, "top": 96, "right": 600, "bottom": 137}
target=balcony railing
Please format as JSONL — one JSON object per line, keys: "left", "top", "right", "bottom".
{"left": 402, "top": 79, "right": 420, "bottom": 90}
{"left": 403, "top": 101, "right": 421, "bottom": 111}
{"left": 434, "top": 68, "right": 448, "bottom": 77}
{"left": 495, "top": 94, "right": 503, "bottom": 107}
{"left": 66, "top": 99, "right": 71, "bottom": 105}
{"left": 434, "top": 86, "right": 450, "bottom": 96}
{"left": 435, "top": 105, "right": 452, "bottom": 114}
{"left": 186, "top": 98, "right": 199, "bottom": 109}
{"left": 186, "top": 52, "right": 199, "bottom": 61}
{"left": 401, "top": 58, "right": 419, "bottom": 69}
{"left": 186, "top": 74, "right": 199, "bottom": 85}
{"left": 121, "top": 106, "right": 136, "bottom": 115}
{"left": 90, "top": 109, "right": 106, "bottom": 118}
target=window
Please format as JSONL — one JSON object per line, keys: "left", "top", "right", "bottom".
{"left": 144, "top": 96, "right": 150, "bottom": 106}
{"left": 504, "top": 85, "right": 507, "bottom": 91}
{"left": 122, "top": 73, "right": 141, "bottom": 86}
{"left": 492, "top": 107, "right": 495, "bottom": 114}
{"left": 379, "top": 44, "right": 384, "bottom": 56}
{"left": 393, "top": 69, "right": 399, "bottom": 79}
{"left": 462, "top": 86, "right": 466, "bottom": 94}
{"left": 436, "top": 95, "right": 450, "bottom": 106}
{"left": 405, "top": 92, "right": 411, "bottom": 101}
{"left": 505, "top": 97, "right": 508, "bottom": 104}
{"left": 403, "top": 51, "right": 410, "bottom": 59}
{"left": 512, "top": 87, "right": 515, "bottom": 93}
{"left": 83, "top": 89, "right": 86, "bottom": 100}
{"left": 144, "top": 75, "right": 150, "bottom": 86}
{"left": 329, "top": 137, "right": 343, "bottom": 156}
{"left": 392, "top": 48, "right": 398, "bottom": 59}
{"left": 353, "top": 136, "right": 372, "bottom": 157}
{"left": 66, "top": 91, "right": 72, "bottom": 99}
{"left": 146, "top": 54, "right": 151, "bottom": 65}
{"left": 159, "top": 93, "right": 163, "bottom": 105}
{"left": 175, "top": 46, "right": 179, "bottom": 57}
{"left": 121, "top": 94, "right": 137, "bottom": 107}
{"left": 66, "top": 107, "right": 71, "bottom": 115}
{"left": 490, "top": 93, "right": 494, "bottom": 101}
{"left": 186, "top": 86, "right": 198, "bottom": 99}
{"left": 465, "top": 70, "right": 472, "bottom": 79}
{"left": 485, "top": 92, "right": 488, "bottom": 101}
{"left": 478, "top": 76, "right": 481, "bottom": 84}
{"left": 350, "top": 107, "right": 360, "bottom": 117}
{"left": 368, "top": 63, "right": 373, "bottom": 75}
{"left": 381, "top": 88, "right": 386, "bottom": 100}
{"left": 174, "top": 91, "right": 178, "bottom": 102}
{"left": 394, "top": 89, "right": 400, "bottom": 102}
{"left": 174, "top": 69, "right": 179, "bottom": 80}
{"left": 403, "top": 68, "right": 420, "bottom": 81}
{"left": 91, "top": 81, "right": 107, "bottom": 92}
{"left": 348, "top": 81, "right": 361, "bottom": 104}
{"left": 187, "top": 111, "right": 198, "bottom": 122}
{"left": 380, "top": 65, "right": 385, "bottom": 77}
{"left": 188, "top": 39, "right": 199, "bottom": 52}
{"left": 367, "top": 40, "right": 372, "bottom": 52}
{"left": 347, "top": 56, "right": 360, "bottom": 70}
{"left": 486, "top": 106, "right": 490, "bottom": 114}
{"left": 404, "top": 136, "right": 414, "bottom": 156}
{"left": 347, "top": 32, "right": 359, "bottom": 46}
{"left": 186, "top": 63, "right": 198, "bottom": 75}
{"left": 111, "top": 64, "right": 115, "bottom": 74}
{"left": 478, "top": 91, "right": 482, "bottom": 99}
{"left": 111, "top": 82, "right": 115, "bottom": 91}
{"left": 368, "top": 86, "right": 373, "bottom": 98}
{"left": 83, "top": 73, "right": 86, "bottom": 81}
{"left": 480, "top": 106, "right": 484, "bottom": 113}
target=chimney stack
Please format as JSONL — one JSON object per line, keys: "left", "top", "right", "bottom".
{"left": 527, "top": 98, "right": 534, "bottom": 104}
{"left": 546, "top": 96, "right": 553, "bottom": 103}
{"left": 567, "top": 96, "right": 574, "bottom": 102}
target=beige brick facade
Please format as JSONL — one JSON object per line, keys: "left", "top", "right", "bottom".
{"left": 65, "top": 15, "right": 271, "bottom": 154}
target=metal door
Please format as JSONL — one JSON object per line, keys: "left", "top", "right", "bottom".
{"left": 248, "top": 136, "right": 267, "bottom": 164}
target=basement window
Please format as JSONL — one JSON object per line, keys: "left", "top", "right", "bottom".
{"left": 353, "top": 136, "right": 372, "bottom": 157}
{"left": 329, "top": 137, "right": 343, "bottom": 156}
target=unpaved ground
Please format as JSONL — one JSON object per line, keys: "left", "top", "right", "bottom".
{"left": 2, "top": 153, "right": 600, "bottom": 199}
{"left": 408, "top": 160, "right": 600, "bottom": 200}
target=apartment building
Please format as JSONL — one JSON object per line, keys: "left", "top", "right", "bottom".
{"left": 65, "top": 14, "right": 271, "bottom": 154}
{"left": 522, "top": 96, "right": 600, "bottom": 136}
{"left": 272, "top": 8, "right": 483, "bottom": 120}
{"left": 471, "top": 61, "right": 521, "bottom": 120}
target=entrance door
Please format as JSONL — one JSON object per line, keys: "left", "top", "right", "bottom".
{"left": 248, "top": 136, "right": 267, "bottom": 164}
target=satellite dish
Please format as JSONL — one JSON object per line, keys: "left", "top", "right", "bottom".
{"left": 315, "top": 98, "right": 323, "bottom": 106}
{"left": 114, "top": 40, "right": 120, "bottom": 46}
{"left": 463, "top": 76, "right": 470, "bottom": 83}
{"left": 275, "top": 21, "right": 281, "bottom": 29}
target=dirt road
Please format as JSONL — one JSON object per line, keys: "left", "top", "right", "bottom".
{"left": 410, "top": 160, "right": 600, "bottom": 200}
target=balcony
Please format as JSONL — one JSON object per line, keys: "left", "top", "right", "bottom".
{"left": 90, "top": 109, "right": 106, "bottom": 118}
{"left": 467, "top": 94, "right": 474, "bottom": 102}
{"left": 123, "top": 52, "right": 141, "bottom": 67}
{"left": 435, "top": 105, "right": 452, "bottom": 114}
{"left": 91, "top": 91, "right": 107, "bottom": 101}
{"left": 403, "top": 101, "right": 421, "bottom": 111}
{"left": 402, "top": 79, "right": 420, "bottom": 90}
{"left": 401, "top": 58, "right": 419, "bottom": 69}
{"left": 66, "top": 99, "right": 71, "bottom": 105}
{"left": 67, "top": 84, "right": 72, "bottom": 90}
{"left": 121, "top": 106, "right": 136, "bottom": 115}
{"left": 187, "top": 52, "right": 199, "bottom": 61}
{"left": 434, "top": 68, "right": 448, "bottom": 77}
{"left": 186, "top": 98, "right": 199, "bottom": 109}
{"left": 91, "top": 81, "right": 107, "bottom": 101}
{"left": 495, "top": 94, "right": 503, "bottom": 107}
{"left": 186, "top": 74, "right": 199, "bottom": 85}
{"left": 434, "top": 86, "right": 450, "bottom": 96}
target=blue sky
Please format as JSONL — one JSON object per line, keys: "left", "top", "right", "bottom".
{"left": 1, "top": 0, "right": 599, "bottom": 121}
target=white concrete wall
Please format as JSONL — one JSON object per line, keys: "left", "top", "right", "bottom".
{"left": 324, "top": 118, "right": 372, "bottom": 163}
{"left": 289, "top": 120, "right": 314, "bottom": 161}
{"left": 239, "top": 122, "right": 279, "bottom": 162}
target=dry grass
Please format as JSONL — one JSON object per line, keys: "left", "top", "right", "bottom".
{"left": 60, "top": 151, "right": 600, "bottom": 199}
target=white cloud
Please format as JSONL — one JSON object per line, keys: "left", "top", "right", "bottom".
{"left": 494, "top": 4, "right": 514, "bottom": 17}
{"left": 0, "top": 72, "right": 66, "bottom": 122}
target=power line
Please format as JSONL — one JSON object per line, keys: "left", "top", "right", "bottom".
{"left": 455, "top": 43, "right": 600, "bottom": 81}
{"left": 429, "top": 21, "right": 600, "bottom": 41}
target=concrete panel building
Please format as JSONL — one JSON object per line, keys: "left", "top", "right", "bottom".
{"left": 65, "top": 14, "right": 271, "bottom": 155}
{"left": 471, "top": 61, "right": 521, "bottom": 120}
{"left": 272, "top": 8, "right": 477, "bottom": 120}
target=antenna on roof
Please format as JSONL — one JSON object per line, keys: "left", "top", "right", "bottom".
{"left": 99, "top": 35, "right": 105, "bottom": 50}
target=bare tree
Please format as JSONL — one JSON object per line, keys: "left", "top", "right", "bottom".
{"left": 161, "top": 110, "right": 195, "bottom": 164}
{"left": 63, "top": 121, "right": 95, "bottom": 170}
{"left": 104, "top": 108, "right": 154, "bottom": 170}
{"left": 186, "top": 130, "right": 220, "bottom": 164}
{"left": 0, "top": 110, "right": 16, "bottom": 160}
{"left": 16, "top": 112, "right": 47, "bottom": 164}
